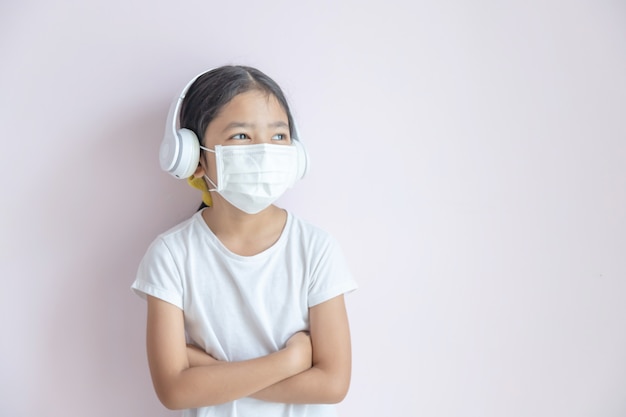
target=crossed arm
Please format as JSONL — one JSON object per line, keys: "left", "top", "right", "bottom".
{"left": 145, "top": 294, "right": 352, "bottom": 410}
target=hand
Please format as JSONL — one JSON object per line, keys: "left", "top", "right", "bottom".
{"left": 285, "top": 331, "right": 312, "bottom": 374}
{"left": 186, "top": 344, "right": 222, "bottom": 367}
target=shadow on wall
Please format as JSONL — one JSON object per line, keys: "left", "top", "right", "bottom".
{"left": 25, "top": 105, "right": 196, "bottom": 416}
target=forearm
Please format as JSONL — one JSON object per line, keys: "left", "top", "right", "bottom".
{"left": 156, "top": 349, "right": 299, "bottom": 410}
{"left": 147, "top": 297, "right": 310, "bottom": 410}
{"left": 250, "top": 365, "right": 350, "bottom": 404}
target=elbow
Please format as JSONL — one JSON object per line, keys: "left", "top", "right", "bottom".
{"left": 161, "top": 400, "right": 184, "bottom": 411}
{"left": 155, "top": 387, "right": 186, "bottom": 411}
{"left": 153, "top": 379, "right": 196, "bottom": 410}
{"left": 328, "top": 386, "right": 349, "bottom": 404}
{"left": 322, "top": 376, "right": 351, "bottom": 404}
{"left": 313, "top": 363, "right": 352, "bottom": 404}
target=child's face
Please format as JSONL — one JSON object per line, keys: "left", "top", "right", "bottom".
{"left": 196, "top": 90, "right": 291, "bottom": 179}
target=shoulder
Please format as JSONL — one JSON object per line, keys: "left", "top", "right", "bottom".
{"left": 286, "top": 213, "right": 357, "bottom": 305}
{"left": 155, "top": 211, "right": 205, "bottom": 243}
{"left": 144, "top": 211, "right": 207, "bottom": 257}
{"left": 287, "top": 212, "right": 335, "bottom": 243}
{"left": 284, "top": 212, "right": 344, "bottom": 258}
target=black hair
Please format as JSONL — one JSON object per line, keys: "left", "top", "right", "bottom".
{"left": 179, "top": 65, "right": 296, "bottom": 146}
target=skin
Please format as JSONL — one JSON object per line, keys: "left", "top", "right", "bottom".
{"left": 146, "top": 90, "right": 353, "bottom": 409}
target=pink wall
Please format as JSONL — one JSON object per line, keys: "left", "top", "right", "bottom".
{"left": 1, "top": 0, "right": 625, "bottom": 416}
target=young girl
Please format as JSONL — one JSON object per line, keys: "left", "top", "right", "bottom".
{"left": 132, "top": 65, "right": 357, "bottom": 417}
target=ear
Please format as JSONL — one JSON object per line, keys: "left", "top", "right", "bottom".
{"left": 193, "top": 163, "right": 205, "bottom": 178}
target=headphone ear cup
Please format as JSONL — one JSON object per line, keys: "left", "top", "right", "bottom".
{"left": 160, "top": 128, "right": 200, "bottom": 179}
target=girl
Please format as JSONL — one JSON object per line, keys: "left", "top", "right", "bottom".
{"left": 132, "top": 65, "right": 357, "bottom": 417}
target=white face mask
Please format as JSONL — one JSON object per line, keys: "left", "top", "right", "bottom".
{"left": 200, "top": 143, "right": 299, "bottom": 214}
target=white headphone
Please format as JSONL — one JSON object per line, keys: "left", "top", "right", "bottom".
{"left": 159, "top": 69, "right": 309, "bottom": 180}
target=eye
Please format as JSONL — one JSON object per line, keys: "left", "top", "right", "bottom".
{"left": 272, "top": 133, "right": 288, "bottom": 141}
{"left": 231, "top": 133, "right": 250, "bottom": 140}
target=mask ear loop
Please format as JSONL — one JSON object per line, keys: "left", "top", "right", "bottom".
{"left": 199, "top": 146, "right": 218, "bottom": 192}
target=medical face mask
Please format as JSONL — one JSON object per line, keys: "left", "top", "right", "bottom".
{"left": 200, "top": 143, "right": 299, "bottom": 214}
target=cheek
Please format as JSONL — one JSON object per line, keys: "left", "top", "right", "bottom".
{"left": 202, "top": 153, "right": 218, "bottom": 179}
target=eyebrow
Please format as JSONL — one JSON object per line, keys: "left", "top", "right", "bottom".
{"left": 222, "top": 121, "right": 289, "bottom": 132}
{"left": 268, "top": 121, "right": 289, "bottom": 129}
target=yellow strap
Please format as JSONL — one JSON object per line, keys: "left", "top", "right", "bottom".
{"left": 187, "top": 176, "right": 213, "bottom": 207}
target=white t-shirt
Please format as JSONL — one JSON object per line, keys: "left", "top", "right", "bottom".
{"left": 131, "top": 209, "right": 357, "bottom": 417}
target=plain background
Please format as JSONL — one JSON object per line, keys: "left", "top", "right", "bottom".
{"left": 1, "top": 0, "right": 625, "bottom": 416}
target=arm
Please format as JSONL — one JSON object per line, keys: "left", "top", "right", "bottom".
{"left": 145, "top": 295, "right": 311, "bottom": 410}
{"left": 250, "top": 294, "right": 353, "bottom": 404}
{"left": 187, "top": 343, "right": 221, "bottom": 367}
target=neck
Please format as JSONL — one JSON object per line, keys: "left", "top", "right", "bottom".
{"left": 200, "top": 195, "right": 287, "bottom": 256}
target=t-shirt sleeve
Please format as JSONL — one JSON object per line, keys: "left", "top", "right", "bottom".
{"left": 131, "top": 238, "right": 184, "bottom": 310}
{"left": 307, "top": 235, "right": 358, "bottom": 307}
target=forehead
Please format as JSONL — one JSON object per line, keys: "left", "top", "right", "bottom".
{"left": 215, "top": 90, "right": 288, "bottom": 122}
